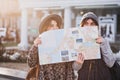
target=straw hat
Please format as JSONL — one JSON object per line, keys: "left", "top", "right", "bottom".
{"left": 39, "top": 14, "right": 62, "bottom": 34}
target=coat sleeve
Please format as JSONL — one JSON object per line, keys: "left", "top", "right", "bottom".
{"left": 72, "top": 62, "right": 83, "bottom": 80}
{"left": 27, "top": 45, "right": 39, "bottom": 68}
{"left": 72, "top": 61, "right": 83, "bottom": 71}
{"left": 113, "top": 51, "right": 120, "bottom": 61}
{"left": 100, "top": 38, "right": 116, "bottom": 68}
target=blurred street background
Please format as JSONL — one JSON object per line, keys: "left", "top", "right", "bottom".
{"left": 0, "top": 0, "right": 120, "bottom": 79}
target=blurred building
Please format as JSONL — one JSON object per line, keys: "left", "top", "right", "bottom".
{"left": 0, "top": 0, "right": 20, "bottom": 43}
{"left": 18, "top": 0, "right": 120, "bottom": 50}
{"left": 0, "top": 0, "right": 120, "bottom": 50}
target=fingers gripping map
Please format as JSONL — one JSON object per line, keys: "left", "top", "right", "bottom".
{"left": 38, "top": 27, "right": 101, "bottom": 65}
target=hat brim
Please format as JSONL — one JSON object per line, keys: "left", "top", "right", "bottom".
{"left": 39, "top": 14, "right": 62, "bottom": 34}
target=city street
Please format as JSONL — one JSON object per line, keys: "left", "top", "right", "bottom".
{"left": 0, "top": 0, "right": 119, "bottom": 80}
{"left": 0, "top": 63, "right": 28, "bottom": 80}
{"left": 0, "top": 75, "right": 24, "bottom": 80}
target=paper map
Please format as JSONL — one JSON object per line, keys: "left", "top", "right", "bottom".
{"left": 38, "top": 27, "right": 101, "bottom": 65}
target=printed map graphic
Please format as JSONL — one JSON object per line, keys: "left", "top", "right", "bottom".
{"left": 38, "top": 27, "right": 101, "bottom": 65}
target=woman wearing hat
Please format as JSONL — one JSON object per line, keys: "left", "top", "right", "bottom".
{"left": 27, "top": 14, "right": 77, "bottom": 80}
{"left": 72, "top": 12, "right": 113, "bottom": 80}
